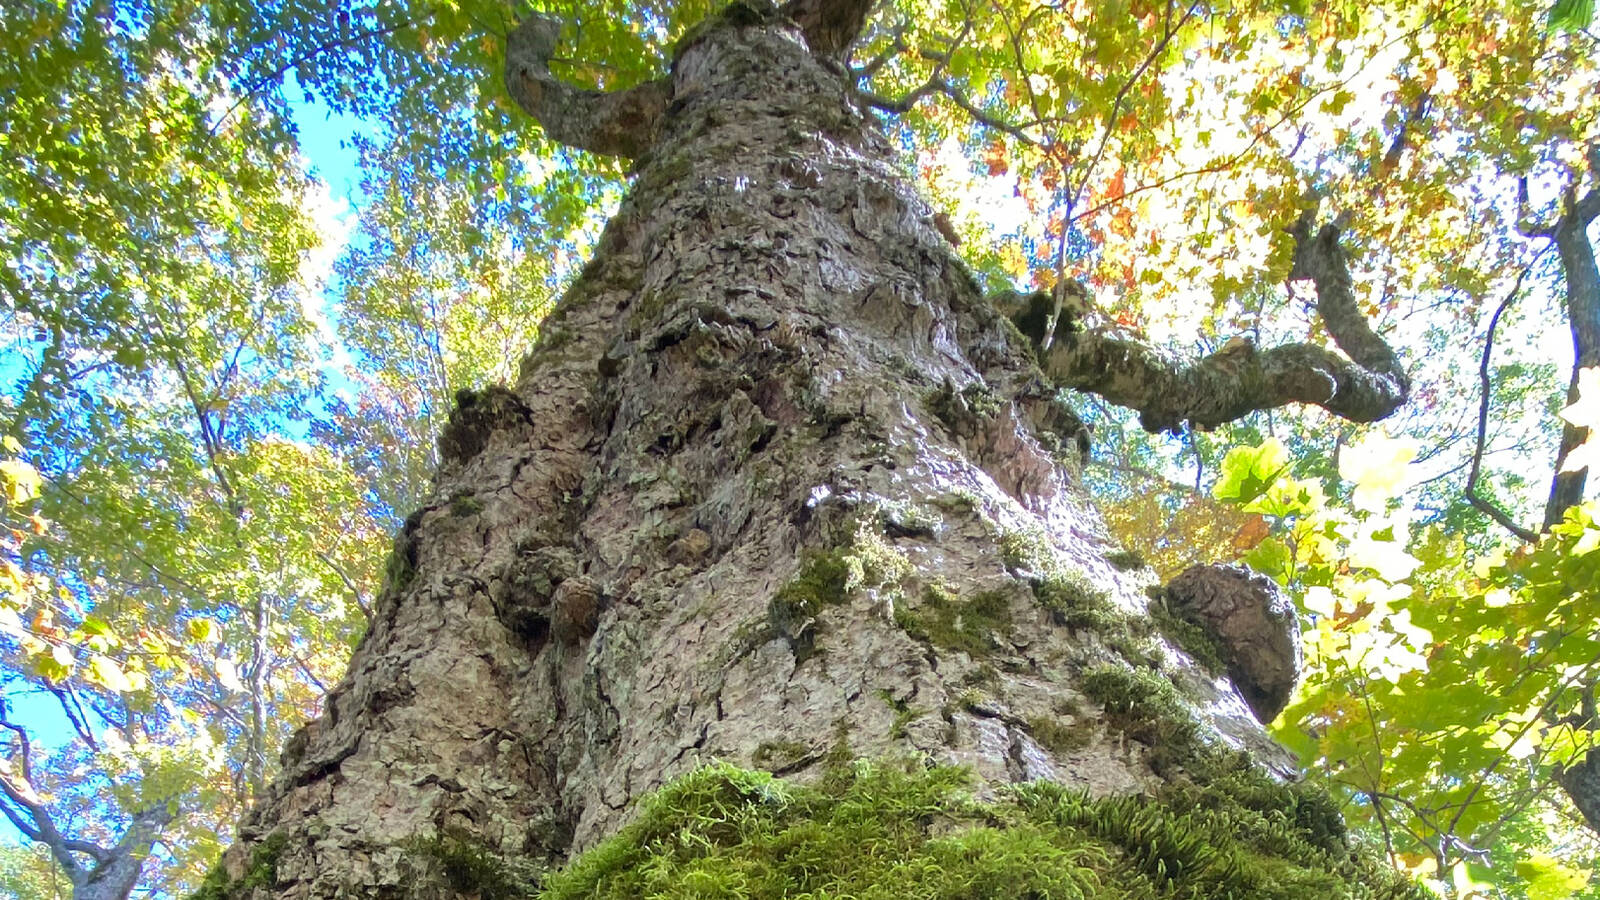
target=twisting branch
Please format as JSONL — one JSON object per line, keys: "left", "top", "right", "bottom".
{"left": 504, "top": 15, "right": 671, "bottom": 159}
{"left": 1023, "top": 210, "right": 1410, "bottom": 432}
{"left": 1466, "top": 259, "right": 1542, "bottom": 542}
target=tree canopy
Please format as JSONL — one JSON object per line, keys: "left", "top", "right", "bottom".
{"left": 1, "top": 0, "right": 1598, "bottom": 897}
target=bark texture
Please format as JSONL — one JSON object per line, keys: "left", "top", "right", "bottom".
{"left": 1164, "top": 564, "right": 1300, "bottom": 725}
{"left": 218, "top": 6, "right": 1307, "bottom": 896}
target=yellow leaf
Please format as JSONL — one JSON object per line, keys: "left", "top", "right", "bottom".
{"left": 0, "top": 458, "right": 42, "bottom": 505}
{"left": 88, "top": 655, "right": 134, "bottom": 693}
{"left": 187, "top": 617, "right": 218, "bottom": 643}
{"left": 1339, "top": 431, "right": 1418, "bottom": 512}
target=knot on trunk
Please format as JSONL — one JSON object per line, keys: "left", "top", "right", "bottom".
{"left": 1165, "top": 564, "right": 1301, "bottom": 724}
{"left": 491, "top": 546, "right": 579, "bottom": 645}
{"left": 438, "top": 386, "right": 532, "bottom": 466}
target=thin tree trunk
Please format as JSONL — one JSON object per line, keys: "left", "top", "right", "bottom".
{"left": 1543, "top": 197, "right": 1600, "bottom": 529}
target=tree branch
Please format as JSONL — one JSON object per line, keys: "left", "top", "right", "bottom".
{"left": 860, "top": 78, "right": 1040, "bottom": 147}
{"left": 1466, "top": 263, "right": 1541, "bottom": 542}
{"left": 0, "top": 759, "right": 96, "bottom": 882}
{"left": 316, "top": 550, "right": 372, "bottom": 621}
{"left": 1030, "top": 213, "right": 1409, "bottom": 432}
{"left": 504, "top": 15, "right": 671, "bottom": 159}
{"left": 1065, "top": 0, "right": 1204, "bottom": 218}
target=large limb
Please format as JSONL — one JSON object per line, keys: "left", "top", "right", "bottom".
{"left": 1035, "top": 212, "right": 1410, "bottom": 433}
{"left": 503, "top": 16, "right": 671, "bottom": 159}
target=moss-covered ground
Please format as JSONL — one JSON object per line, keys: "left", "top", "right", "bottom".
{"left": 535, "top": 757, "right": 1427, "bottom": 900}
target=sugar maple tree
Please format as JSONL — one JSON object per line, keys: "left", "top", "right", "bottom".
{"left": 1, "top": 0, "right": 1597, "bottom": 898}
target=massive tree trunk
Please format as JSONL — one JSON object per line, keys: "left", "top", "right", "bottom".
{"left": 207, "top": 3, "right": 1417, "bottom": 896}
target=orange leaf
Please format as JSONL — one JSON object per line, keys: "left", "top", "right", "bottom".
{"left": 983, "top": 139, "right": 1008, "bottom": 177}
{"left": 1231, "top": 515, "right": 1270, "bottom": 551}
{"left": 1111, "top": 206, "right": 1136, "bottom": 238}
{"left": 1105, "top": 168, "right": 1127, "bottom": 202}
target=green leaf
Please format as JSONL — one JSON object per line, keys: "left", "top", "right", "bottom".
{"left": 1214, "top": 439, "right": 1290, "bottom": 505}
{"left": 1243, "top": 536, "right": 1294, "bottom": 583}
{"left": 1516, "top": 854, "right": 1588, "bottom": 900}
{"left": 1548, "top": 0, "right": 1595, "bottom": 31}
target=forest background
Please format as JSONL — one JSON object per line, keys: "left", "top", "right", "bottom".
{"left": 1, "top": 0, "right": 1598, "bottom": 898}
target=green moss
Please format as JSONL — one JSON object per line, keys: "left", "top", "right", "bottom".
{"left": 878, "top": 499, "right": 939, "bottom": 538}
{"left": 931, "top": 489, "right": 980, "bottom": 514}
{"left": 753, "top": 740, "right": 812, "bottom": 770}
{"left": 767, "top": 523, "right": 910, "bottom": 662}
{"left": 1105, "top": 548, "right": 1147, "bottom": 571}
{"left": 895, "top": 585, "right": 1016, "bottom": 658}
{"left": 382, "top": 532, "right": 417, "bottom": 594}
{"left": 188, "top": 832, "right": 287, "bottom": 900}
{"left": 535, "top": 758, "right": 1428, "bottom": 900}
{"left": 1081, "top": 664, "right": 1204, "bottom": 771}
{"left": 1032, "top": 574, "right": 1160, "bottom": 668}
{"left": 408, "top": 828, "right": 542, "bottom": 900}
{"left": 536, "top": 325, "right": 578, "bottom": 354}
{"left": 998, "top": 527, "right": 1053, "bottom": 573}
{"left": 450, "top": 492, "right": 485, "bottom": 517}
{"left": 1026, "top": 714, "right": 1091, "bottom": 754}
{"left": 927, "top": 378, "right": 1005, "bottom": 437}
{"left": 1033, "top": 571, "right": 1115, "bottom": 629}
{"left": 877, "top": 690, "right": 921, "bottom": 739}
{"left": 1150, "top": 601, "right": 1228, "bottom": 676}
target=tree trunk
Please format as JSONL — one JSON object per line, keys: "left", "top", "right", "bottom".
{"left": 208, "top": 6, "right": 1409, "bottom": 897}
{"left": 1542, "top": 189, "right": 1600, "bottom": 530}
